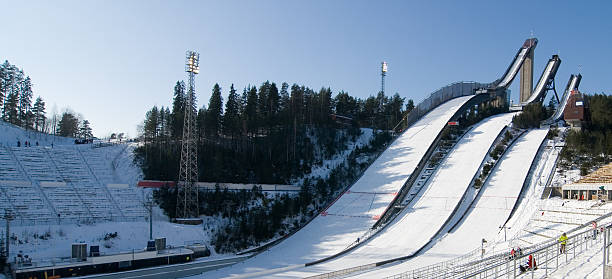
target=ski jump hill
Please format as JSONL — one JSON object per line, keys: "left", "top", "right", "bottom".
{"left": 205, "top": 38, "right": 582, "bottom": 278}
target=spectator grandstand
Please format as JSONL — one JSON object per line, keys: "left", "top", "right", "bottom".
{"left": 0, "top": 144, "right": 145, "bottom": 224}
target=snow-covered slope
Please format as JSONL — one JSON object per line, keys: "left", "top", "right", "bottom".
{"left": 0, "top": 120, "right": 75, "bottom": 147}
{"left": 202, "top": 95, "right": 475, "bottom": 278}
{"left": 349, "top": 128, "right": 549, "bottom": 278}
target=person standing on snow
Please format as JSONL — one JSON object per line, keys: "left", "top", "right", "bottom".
{"left": 559, "top": 233, "right": 568, "bottom": 254}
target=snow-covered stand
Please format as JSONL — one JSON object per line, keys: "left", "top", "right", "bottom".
{"left": 0, "top": 144, "right": 146, "bottom": 224}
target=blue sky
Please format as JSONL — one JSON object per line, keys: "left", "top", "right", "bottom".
{"left": 2, "top": 0, "right": 611, "bottom": 137}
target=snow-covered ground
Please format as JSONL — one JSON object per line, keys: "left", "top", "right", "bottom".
{"left": 6, "top": 218, "right": 209, "bottom": 262}
{"left": 297, "top": 128, "right": 374, "bottom": 185}
{"left": 112, "top": 143, "right": 143, "bottom": 186}
{"left": 200, "top": 95, "right": 475, "bottom": 278}
{"left": 0, "top": 120, "right": 75, "bottom": 147}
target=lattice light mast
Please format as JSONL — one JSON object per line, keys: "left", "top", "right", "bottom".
{"left": 381, "top": 61, "right": 387, "bottom": 95}
{"left": 177, "top": 51, "right": 200, "bottom": 219}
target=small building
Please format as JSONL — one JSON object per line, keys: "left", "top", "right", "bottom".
{"left": 561, "top": 163, "right": 612, "bottom": 201}
{"left": 562, "top": 183, "right": 612, "bottom": 200}
{"left": 563, "top": 89, "right": 589, "bottom": 131}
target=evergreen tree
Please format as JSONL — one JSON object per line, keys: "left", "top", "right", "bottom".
{"left": 3, "top": 92, "right": 19, "bottom": 125}
{"left": 143, "top": 106, "right": 160, "bottom": 142}
{"left": 257, "top": 82, "right": 270, "bottom": 124}
{"left": 278, "top": 82, "right": 291, "bottom": 122}
{"left": 389, "top": 93, "right": 405, "bottom": 128}
{"left": 224, "top": 84, "right": 240, "bottom": 138}
{"left": 171, "top": 81, "right": 185, "bottom": 138}
{"left": 244, "top": 86, "right": 258, "bottom": 135}
{"left": 79, "top": 119, "right": 93, "bottom": 139}
{"left": 1, "top": 61, "right": 17, "bottom": 121}
{"left": 197, "top": 106, "right": 206, "bottom": 141}
{"left": 268, "top": 82, "right": 280, "bottom": 124}
{"left": 335, "top": 91, "right": 358, "bottom": 117}
{"left": 406, "top": 99, "right": 415, "bottom": 113}
{"left": 206, "top": 84, "right": 223, "bottom": 138}
{"left": 158, "top": 106, "right": 167, "bottom": 139}
{"left": 318, "top": 87, "right": 333, "bottom": 125}
{"left": 32, "top": 96, "right": 46, "bottom": 132}
{"left": 362, "top": 96, "right": 378, "bottom": 128}
{"left": 57, "top": 111, "right": 79, "bottom": 137}
{"left": 20, "top": 76, "right": 34, "bottom": 129}
{"left": 163, "top": 107, "right": 171, "bottom": 139}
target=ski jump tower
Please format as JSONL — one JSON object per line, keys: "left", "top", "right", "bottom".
{"left": 519, "top": 39, "right": 537, "bottom": 103}
{"left": 177, "top": 51, "right": 200, "bottom": 220}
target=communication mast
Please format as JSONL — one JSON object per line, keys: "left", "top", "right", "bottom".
{"left": 176, "top": 51, "right": 200, "bottom": 219}
{"left": 381, "top": 61, "right": 388, "bottom": 95}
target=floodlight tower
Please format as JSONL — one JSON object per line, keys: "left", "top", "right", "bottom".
{"left": 177, "top": 51, "right": 200, "bottom": 219}
{"left": 381, "top": 61, "right": 388, "bottom": 95}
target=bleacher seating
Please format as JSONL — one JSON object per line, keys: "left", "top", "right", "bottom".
{"left": 513, "top": 199, "right": 612, "bottom": 247}
{"left": 46, "top": 147, "right": 118, "bottom": 218}
{"left": 0, "top": 180, "right": 54, "bottom": 222}
{"left": 577, "top": 162, "right": 612, "bottom": 183}
{"left": 10, "top": 147, "right": 63, "bottom": 182}
{"left": 0, "top": 145, "right": 146, "bottom": 224}
{"left": 0, "top": 148, "right": 25, "bottom": 180}
{"left": 79, "top": 145, "right": 125, "bottom": 184}
{"left": 108, "top": 184, "right": 147, "bottom": 218}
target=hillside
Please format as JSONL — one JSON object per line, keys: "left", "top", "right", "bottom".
{"left": 0, "top": 120, "right": 75, "bottom": 147}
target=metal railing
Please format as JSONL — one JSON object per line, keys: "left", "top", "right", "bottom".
{"left": 458, "top": 220, "right": 609, "bottom": 278}
{"left": 396, "top": 82, "right": 488, "bottom": 132}
{"left": 385, "top": 210, "right": 612, "bottom": 279}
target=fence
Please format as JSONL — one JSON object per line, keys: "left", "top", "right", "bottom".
{"left": 395, "top": 82, "right": 488, "bottom": 132}
{"left": 385, "top": 211, "right": 612, "bottom": 279}
{"left": 456, "top": 221, "right": 608, "bottom": 278}
{"left": 604, "top": 223, "right": 612, "bottom": 278}
{"left": 5, "top": 214, "right": 144, "bottom": 227}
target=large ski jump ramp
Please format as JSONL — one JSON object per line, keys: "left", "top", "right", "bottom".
{"left": 349, "top": 128, "right": 550, "bottom": 278}
{"left": 204, "top": 96, "right": 474, "bottom": 278}
{"left": 275, "top": 113, "right": 514, "bottom": 278}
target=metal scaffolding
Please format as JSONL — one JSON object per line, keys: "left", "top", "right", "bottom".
{"left": 176, "top": 51, "right": 200, "bottom": 219}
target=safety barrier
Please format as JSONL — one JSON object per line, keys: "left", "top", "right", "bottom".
{"left": 457, "top": 220, "right": 609, "bottom": 278}
{"left": 394, "top": 81, "right": 488, "bottom": 132}
{"left": 385, "top": 211, "right": 612, "bottom": 279}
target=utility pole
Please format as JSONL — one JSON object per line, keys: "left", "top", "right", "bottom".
{"left": 144, "top": 194, "right": 153, "bottom": 240}
{"left": 500, "top": 225, "right": 511, "bottom": 242}
{"left": 2, "top": 210, "right": 14, "bottom": 266}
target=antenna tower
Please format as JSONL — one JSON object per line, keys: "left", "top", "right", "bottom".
{"left": 177, "top": 50, "right": 200, "bottom": 219}
{"left": 381, "top": 61, "right": 387, "bottom": 94}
